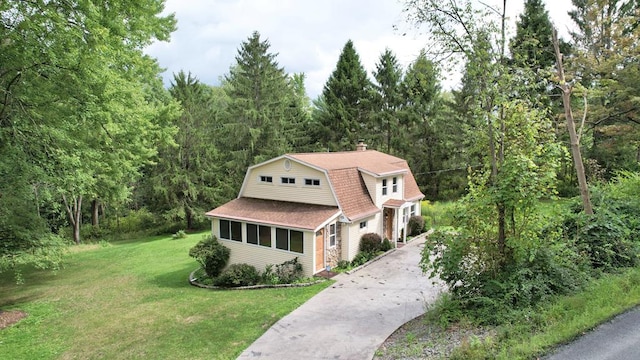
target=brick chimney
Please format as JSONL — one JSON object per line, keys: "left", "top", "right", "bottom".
{"left": 356, "top": 140, "right": 367, "bottom": 151}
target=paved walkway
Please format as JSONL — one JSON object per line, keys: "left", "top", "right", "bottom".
{"left": 237, "top": 235, "right": 444, "bottom": 360}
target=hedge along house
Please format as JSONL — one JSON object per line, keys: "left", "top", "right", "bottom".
{"left": 205, "top": 141, "right": 425, "bottom": 277}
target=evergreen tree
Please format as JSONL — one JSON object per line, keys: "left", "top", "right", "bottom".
{"left": 400, "top": 51, "right": 467, "bottom": 199}
{"left": 142, "top": 71, "right": 223, "bottom": 230}
{"left": 372, "top": 49, "right": 404, "bottom": 153}
{"left": 313, "top": 40, "right": 374, "bottom": 151}
{"left": 510, "top": 0, "right": 555, "bottom": 68}
{"left": 220, "top": 31, "right": 298, "bottom": 195}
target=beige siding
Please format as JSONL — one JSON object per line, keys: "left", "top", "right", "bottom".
{"left": 361, "top": 173, "right": 378, "bottom": 207}
{"left": 241, "top": 158, "right": 337, "bottom": 206}
{"left": 211, "top": 218, "right": 316, "bottom": 277}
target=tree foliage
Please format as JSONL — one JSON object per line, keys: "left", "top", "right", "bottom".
{"left": 0, "top": 0, "right": 176, "bottom": 266}
{"left": 313, "top": 40, "right": 374, "bottom": 151}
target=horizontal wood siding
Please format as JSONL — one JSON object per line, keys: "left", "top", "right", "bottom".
{"left": 361, "top": 173, "right": 378, "bottom": 207}
{"left": 211, "top": 218, "right": 315, "bottom": 277}
{"left": 242, "top": 158, "right": 337, "bottom": 206}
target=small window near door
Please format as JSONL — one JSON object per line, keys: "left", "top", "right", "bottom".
{"left": 329, "top": 223, "right": 336, "bottom": 247}
{"left": 410, "top": 204, "right": 416, "bottom": 216}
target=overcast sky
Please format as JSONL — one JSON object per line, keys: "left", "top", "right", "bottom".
{"left": 144, "top": 0, "right": 575, "bottom": 99}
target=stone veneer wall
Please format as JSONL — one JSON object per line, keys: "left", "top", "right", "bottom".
{"left": 326, "top": 223, "right": 342, "bottom": 269}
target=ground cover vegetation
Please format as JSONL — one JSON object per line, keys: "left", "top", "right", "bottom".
{"left": 2, "top": 0, "right": 640, "bottom": 357}
{"left": 0, "top": 231, "right": 330, "bottom": 359}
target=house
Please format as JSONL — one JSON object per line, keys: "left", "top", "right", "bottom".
{"left": 205, "top": 141, "right": 424, "bottom": 277}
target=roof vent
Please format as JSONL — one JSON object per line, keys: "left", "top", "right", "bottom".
{"left": 356, "top": 140, "right": 367, "bottom": 151}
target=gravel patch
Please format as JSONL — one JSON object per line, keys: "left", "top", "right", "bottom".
{"left": 374, "top": 314, "right": 495, "bottom": 360}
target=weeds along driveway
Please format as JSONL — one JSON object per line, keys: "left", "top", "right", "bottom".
{"left": 238, "top": 234, "right": 445, "bottom": 360}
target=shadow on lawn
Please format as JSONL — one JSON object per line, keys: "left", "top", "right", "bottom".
{"left": 152, "top": 263, "right": 197, "bottom": 289}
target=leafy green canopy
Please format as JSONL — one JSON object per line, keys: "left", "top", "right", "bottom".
{"left": 0, "top": 0, "right": 176, "bottom": 269}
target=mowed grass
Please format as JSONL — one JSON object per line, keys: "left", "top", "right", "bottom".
{"left": 0, "top": 232, "right": 331, "bottom": 359}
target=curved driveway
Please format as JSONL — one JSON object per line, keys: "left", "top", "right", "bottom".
{"left": 238, "top": 234, "right": 444, "bottom": 360}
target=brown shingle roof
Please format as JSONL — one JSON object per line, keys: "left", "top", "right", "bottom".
{"left": 290, "top": 150, "right": 409, "bottom": 176}
{"left": 327, "top": 168, "right": 379, "bottom": 221}
{"left": 205, "top": 197, "right": 340, "bottom": 231}
{"left": 290, "top": 150, "right": 424, "bottom": 203}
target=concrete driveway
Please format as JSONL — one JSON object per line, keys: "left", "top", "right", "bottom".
{"left": 237, "top": 234, "right": 444, "bottom": 360}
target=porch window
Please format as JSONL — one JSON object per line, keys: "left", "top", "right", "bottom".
{"left": 410, "top": 204, "right": 416, "bottom": 216}
{"left": 220, "top": 219, "right": 242, "bottom": 242}
{"left": 247, "top": 224, "right": 272, "bottom": 247}
{"left": 276, "top": 228, "right": 304, "bottom": 253}
{"left": 329, "top": 223, "right": 336, "bottom": 247}
{"left": 392, "top": 177, "right": 398, "bottom": 193}
{"left": 382, "top": 179, "right": 388, "bottom": 195}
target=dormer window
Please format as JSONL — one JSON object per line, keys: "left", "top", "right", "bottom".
{"left": 304, "top": 178, "right": 320, "bottom": 186}
{"left": 259, "top": 175, "right": 273, "bottom": 183}
{"left": 392, "top": 177, "right": 398, "bottom": 193}
{"left": 382, "top": 179, "right": 388, "bottom": 195}
{"left": 281, "top": 177, "right": 295, "bottom": 185}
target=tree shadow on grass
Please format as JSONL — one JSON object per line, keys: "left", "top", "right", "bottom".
{"left": 152, "top": 263, "right": 198, "bottom": 289}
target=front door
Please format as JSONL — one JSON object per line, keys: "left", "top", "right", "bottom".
{"left": 383, "top": 208, "right": 394, "bottom": 240}
{"left": 315, "top": 229, "right": 324, "bottom": 272}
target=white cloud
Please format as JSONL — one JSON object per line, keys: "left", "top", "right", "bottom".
{"left": 145, "top": 0, "right": 578, "bottom": 99}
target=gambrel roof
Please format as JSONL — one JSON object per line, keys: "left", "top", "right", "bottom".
{"left": 207, "top": 150, "right": 424, "bottom": 226}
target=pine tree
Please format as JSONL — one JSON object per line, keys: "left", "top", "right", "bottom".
{"left": 143, "top": 71, "right": 223, "bottom": 229}
{"left": 372, "top": 49, "right": 403, "bottom": 153}
{"left": 510, "top": 0, "right": 555, "bottom": 68}
{"left": 221, "top": 31, "right": 297, "bottom": 193}
{"left": 313, "top": 40, "right": 374, "bottom": 151}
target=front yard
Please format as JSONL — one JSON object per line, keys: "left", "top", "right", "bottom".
{"left": 0, "top": 232, "right": 330, "bottom": 359}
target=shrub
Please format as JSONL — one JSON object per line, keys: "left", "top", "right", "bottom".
{"left": 215, "top": 263, "right": 260, "bottom": 287}
{"left": 380, "top": 238, "right": 393, "bottom": 251}
{"left": 360, "top": 232, "right": 382, "bottom": 253}
{"left": 172, "top": 230, "right": 187, "bottom": 239}
{"left": 188, "top": 235, "right": 230, "bottom": 278}
{"left": 408, "top": 215, "right": 425, "bottom": 236}
{"left": 351, "top": 251, "right": 375, "bottom": 267}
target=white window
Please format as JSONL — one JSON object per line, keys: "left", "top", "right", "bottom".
{"left": 275, "top": 228, "right": 303, "bottom": 253}
{"left": 246, "top": 223, "right": 272, "bottom": 247}
{"left": 359, "top": 221, "right": 367, "bottom": 230}
{"left": 220, "top": 219, "right": 242, "bottom": 242}
{"left": 382, "top": 179, "right": 388, "bottom": 195}
{"left": 304, "top": 178, "right": 320, "bottom": 186}
{"left": 259, "top": 175, "right": 273, "bottom": 183}
{"left": 392, "top": 177, "right": 398, "bottom": 193}
{"left": 329, "top": 223, "right": 336, "bottom": 247}
{"left": 410, "top": 204, "right": 416, "bottom": 217}
{"left": 403, "top": 208, "right": 409, "bottom": 224}
{"left": 281, "top": 177, "right": 296, "bottom": 184}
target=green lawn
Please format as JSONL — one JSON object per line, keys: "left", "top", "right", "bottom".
{"left": 0, "top": 232, "right": 330, "bottom": 359}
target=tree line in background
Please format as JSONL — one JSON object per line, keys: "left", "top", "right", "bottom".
{"left": 1, "top": 0, "right": 639, "bottom": 278}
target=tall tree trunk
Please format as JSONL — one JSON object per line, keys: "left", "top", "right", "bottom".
{"left": 91, "top": 199, "right": 99, "bottom": 229}
{"left": 63, "top": 194, "right": 83, "bottom": 244}
{"left": 553, "top": 29, "right": 594, "bottom": 215}
{"left": 185, "top": 205, "right": 193, "bottom": 230}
